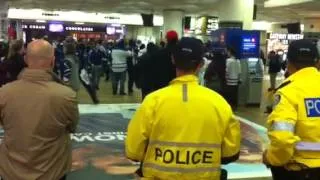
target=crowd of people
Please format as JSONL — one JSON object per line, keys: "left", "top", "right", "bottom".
{"left": 0, "top": 30, "right": 320, "bottom": 180}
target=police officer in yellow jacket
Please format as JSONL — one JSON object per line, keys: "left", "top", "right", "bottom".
{"left": 264, "top": 39, "right": 320, "bottom": 180}
{"left": 126, "top": 37, "right": 241, "bottom": 180}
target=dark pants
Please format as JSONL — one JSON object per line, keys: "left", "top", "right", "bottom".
{"left": 127, "top": 61, "right": 134, "bottom": 93}
{"left": 224, "top": 85, "right": 239, "bottom": 110}
{"left": 271, "top": 166, "right": 320, "bottom": 180}
{"left": 111, "top": 71, "right": 126, "bottom": 95}
{"left": 80, "top": 76, "right": 99, "bottom": 104}
{"left": 91, "top": 65, "right": 102, "bottom": 89}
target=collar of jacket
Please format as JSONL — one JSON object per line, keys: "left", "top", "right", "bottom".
{"left": 170, "top": 75, "right": 199, "bottom": 85}
{"left": 18, "top": 68, "right": 56, "bottom": 82}
{"left": 287, "top": 67, "right": 318, "bottom": 81}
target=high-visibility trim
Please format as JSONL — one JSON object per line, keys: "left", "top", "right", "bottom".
{"left": 144, "top": 163, "right": 220, "bottom": 173}
{"left": 271, "top": 121, "right": 295, "bottom": 132}
{"left": 148, "top": 141, "right": 221, "bottom": 148}
{"left": 182, "top": 84, "right": 188, "bottom": 102}
{"left": 296, "top": 142, "right": 320, "bottom": 151}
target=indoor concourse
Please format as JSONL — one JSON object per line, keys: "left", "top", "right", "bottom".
{"left": 0, "top": 0, "right": 319, "bottom": 179}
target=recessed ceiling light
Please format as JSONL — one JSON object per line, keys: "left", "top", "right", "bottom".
{"left": 75, "top": 22, "right": 85, "bottom": 25}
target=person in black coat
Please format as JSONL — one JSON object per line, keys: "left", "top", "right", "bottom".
{"left": 0, "top": 39, "right": 26, "bottom": 86}
{"left": 146, "top": 31, "right": 178, "bottom": 97}
{"left": 135, "top": 42, "right": 159, "bottom": 99}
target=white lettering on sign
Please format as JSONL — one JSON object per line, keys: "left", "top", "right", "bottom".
{"left": 71, "top": 132, "right": 127, "bottom": 142}
{"left": 270, "top": 33, "right": 304, "bottom": 40}
{"left": 305, "top": 98, "right": 320, "bottom": 117}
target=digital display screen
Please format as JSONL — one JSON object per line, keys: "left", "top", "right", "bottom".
{"left": 49, "top": 24, "right": 64, "bottom": 32}
{"left": 106, "top": 27, "right": 116, "bottom": 35}
{"left": 242, "top": 36, "right": 258, "bottom": 55}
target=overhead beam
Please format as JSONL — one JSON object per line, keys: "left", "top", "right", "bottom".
{"left": 264, "top": 0, "right": 313, "bottom": 7}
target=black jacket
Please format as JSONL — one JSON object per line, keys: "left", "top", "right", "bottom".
{"left": 136, "top": 44, "right": 176, "bottom": 97}
{"left": 1, "top": 54, "right": 26, "bottom": 84}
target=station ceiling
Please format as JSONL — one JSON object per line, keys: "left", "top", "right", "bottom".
{"left": 5, "top": 0, "right": 320, "bottom": 22}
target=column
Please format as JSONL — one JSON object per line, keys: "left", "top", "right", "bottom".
{"left": 0, "top": 1, "right": 9, "bottom": 41}
{"left": 15, "top": 20, "right": 23, "bottom": 40}
{"left": 217, "top": 0, "right": 254, "bottom": 30}
{"left": 163, "top": 9, "right": 184, "bottom": 39}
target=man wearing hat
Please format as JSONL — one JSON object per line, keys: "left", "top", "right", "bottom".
{"left": 126, "top": 37, "right": 240, "bottom": 179}
{"left": 264, "top": 39, "right": 320, "bottom": 180}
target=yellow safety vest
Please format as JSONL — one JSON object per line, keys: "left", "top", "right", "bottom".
{"left": 126, "top": 75, "right": 241, "bottom": 179}
{"left": 267, "top": 67, "right": 320, "bottom": 169}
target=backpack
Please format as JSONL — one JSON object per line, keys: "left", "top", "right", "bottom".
{"left": 269, "top": 56, "right": 281, "bottom": 72}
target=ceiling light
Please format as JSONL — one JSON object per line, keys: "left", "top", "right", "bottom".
{"left": 75, "top": 22, "right": 84, "bottom": 25}
{"left": 36, "top": 20, "right": 46, "bottom": 23}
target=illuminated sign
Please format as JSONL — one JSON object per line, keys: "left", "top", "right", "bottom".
{"left": 22, "top": 24, "right": 46, "bottom": 29}
{"left": 49, "top": 23, "right": 64, "bottom": 32}
{"left": 242, "top": 36, "right": 258, "bottom": 55}
{"left": 65, "top": 26, "right": 93, "bottom": 32}
{"left": 269, "top": 33, "right": 304, "bottom": 40}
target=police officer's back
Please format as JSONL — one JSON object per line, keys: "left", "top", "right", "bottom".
{"left": 126, "top": 37, "right": 241, "bottom": 179}
{"left": 264, "top": 39, "right": 320, "bottom": 180}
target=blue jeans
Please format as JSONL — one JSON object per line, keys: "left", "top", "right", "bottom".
{"left": 111, "top": 71, "right": 126, "bottom": 94}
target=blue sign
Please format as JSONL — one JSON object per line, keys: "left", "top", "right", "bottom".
{"left": 242, "top": 36, "right": 258, "bottom": 55}
{"left": 305, "top": 98, "right": 320, "bottom": 117}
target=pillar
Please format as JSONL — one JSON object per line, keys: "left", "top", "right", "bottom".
{"left": 163, "top": 9, "right": 184, "bottom": 39}
{"left": 0, "top": 1, "right": 9, "bottom": 41}
{"left": 217, "top": 0, "right": 254, "bottom": 30}
{"left": 15, "top": 20, "right": 23, "bottom": 40}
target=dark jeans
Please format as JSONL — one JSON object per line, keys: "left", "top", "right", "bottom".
{"left": 224, "top": 85, "right": 239, "bottom": 110}
{"left": 111, "top": 71, "right": 126, "bottom": 94}
{"left": 127, "top": 67, "right": 134, "bottom": 93}
{"left": 80, "top": 76, "right": 99, "bottom": 104}
{"left": 91, "top": 65, "right": 102, "bottom": 89}
{"left": 271, "top": 166, "right": 320, "bottom": 180}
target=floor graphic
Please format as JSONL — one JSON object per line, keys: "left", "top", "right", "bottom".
{"left": 0, "top": 104, "right": 271, "bottom": 179}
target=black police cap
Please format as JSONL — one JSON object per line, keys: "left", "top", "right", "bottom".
{"left": 287, "top": 39, "right": 319, "bottom": 63}
{"left": 174, "top": 37, "right": 204, "bottom": 64}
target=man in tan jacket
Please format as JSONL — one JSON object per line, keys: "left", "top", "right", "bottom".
{"left": 0, "top": 40, "right": 79, "bottom": 180}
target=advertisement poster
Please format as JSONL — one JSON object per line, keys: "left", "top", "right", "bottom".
{"left": 0, "top": 104, "right": 271, "bottom": 179}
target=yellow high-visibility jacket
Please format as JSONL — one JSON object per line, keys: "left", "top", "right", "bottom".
{"left": 267, "top": 67, "right": 320, "bottom": 169}
{"left": 126, "top": 75, "right": 241, "bottom": 179}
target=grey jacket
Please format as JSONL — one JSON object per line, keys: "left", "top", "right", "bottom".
{"left": 63, "top": 55, "right": 80, "bottom": 91}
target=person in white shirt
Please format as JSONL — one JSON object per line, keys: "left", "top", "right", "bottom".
{"left": 225, "top": 47, "right": 241, "bottom": 110}
{"left": 111, "top": 40, "right": 132, "bottom": 95}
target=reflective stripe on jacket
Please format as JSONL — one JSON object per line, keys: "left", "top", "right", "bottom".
{"left": 126, "top": 75, "right": 241, "bottom": 179}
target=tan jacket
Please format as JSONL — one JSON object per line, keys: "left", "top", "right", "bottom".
{"left": 0, "top": 69, "right": 79, "bottom": 180}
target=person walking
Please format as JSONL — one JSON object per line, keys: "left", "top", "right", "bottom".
{"left": 126, "top": 37, "right": 240, "bottom": 180}
{"left": 0, "top": 40, "right": 79, "bottom": 180}
{"left": 111, "top": 39, "right": 131, "bottom": 95}
{"left": 225, "top": 47, "right": 241, "bottom": 110}
{"left": 268, "top": 50, "right": 281, "bottom": 91}
{"left": 88, "top": 41, "right": 105, "bottom": 90}
{"left": 263, "top": 40, "right": 320, "bottom": 180}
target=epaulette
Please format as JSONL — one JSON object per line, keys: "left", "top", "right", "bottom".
{"left": 275, "top": 80, "right": 291, "bottom": 92}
